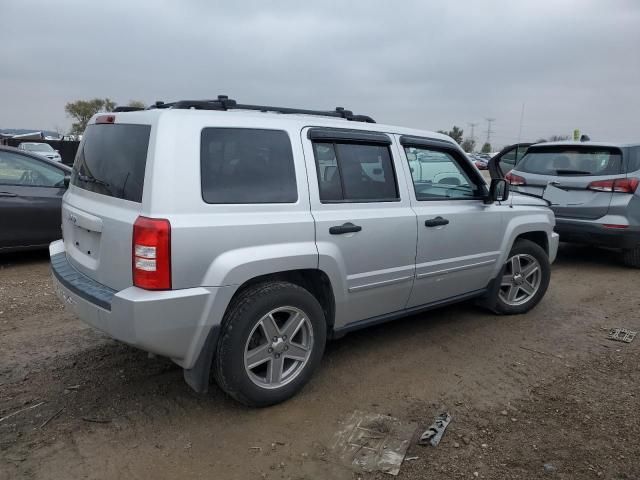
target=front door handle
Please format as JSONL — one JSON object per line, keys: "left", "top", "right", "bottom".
{"left": 329, "top": 222, "right": 362, "bottom": 235}
{"left": 0, "top": 192, "right": 18, "bottom": 198}
{"left": 425, "top": 216, "right": 449, "bottom": 227}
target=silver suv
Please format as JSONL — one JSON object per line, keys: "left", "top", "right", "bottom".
{"left": 506, "top": 142, "right": 640, "bottom": 267}
{"left": 50, "top": 97, "right": 558, "bottom": 406}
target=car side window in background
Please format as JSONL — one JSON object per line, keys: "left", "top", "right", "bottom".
{"left": 0, "top": 151, "right": 64, "bottom": 187}
{"left": 627, "top": 147, "right": 640, "bottom": 173}
{"left": 201, "top": 128, "right": 297, "bottom": 204}
{"left": 404, "top": 147, "right": 484, "bottom": 200}
{"left": 312, "top": 142, "right": 399, "bottom": 202}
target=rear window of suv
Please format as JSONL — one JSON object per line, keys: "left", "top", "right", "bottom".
{"left": 200, "top": 128, "right": 297, "bottom": 204}
{"left": 516, "top": 146, "right": 623, "bottom": 176}
{"left": 71, "top": 123, "right": 151, "bottom": 202}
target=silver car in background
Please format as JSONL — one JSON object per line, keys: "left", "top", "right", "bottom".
{"left": 18, "top": 142, "right": 62, "bottom": 162}
{"left": 506, "top": 142, "right": 640, "bottom": 267}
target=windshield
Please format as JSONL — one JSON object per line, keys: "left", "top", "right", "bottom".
{"left": 23, "top": 143, "right": 53, "bottom": 152}
{"left": 516, "top": 146, "right": 623, "bottom": 176}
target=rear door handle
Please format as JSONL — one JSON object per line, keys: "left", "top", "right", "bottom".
{"left": 329, "top": 222, "right": 362, "bottom": 235}
{"left": 425, "top": 216, "right": 449, "bottom": 227}
{"left": 0, "top": 192, "right": 18, "bottom": 198}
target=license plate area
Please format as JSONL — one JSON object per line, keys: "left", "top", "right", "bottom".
{"left": 69, "top": 224, "right": 101, "bottom": 261}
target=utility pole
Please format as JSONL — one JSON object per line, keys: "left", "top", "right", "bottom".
{"left": 467, "top": 122, "right": 478, "bottom": 152}
{"left": 485, "top": 118, "right": 495, "bottom": 146}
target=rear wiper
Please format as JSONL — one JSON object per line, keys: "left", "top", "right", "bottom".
{"left": 78, "top": 174, "right": 110, "bottom": 188}
{"left": 554, "top": 169, "right": 591, "bottom": 175}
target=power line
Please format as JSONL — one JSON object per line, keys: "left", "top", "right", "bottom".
{"left": 485, "top": 118, "right": 495, "bottom": 145}
{"left": 467, "top": 122, "right": 478, "bottom": 142}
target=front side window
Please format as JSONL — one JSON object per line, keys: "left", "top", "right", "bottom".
{"left": 405, "top": 147, "right": 483, "bottom": 200}
{"left": 313, "top": 142, "right": 399, "bottom": 202}
{"left": 200, "top": 128, "right": 297, "bottom": 204}
{"left": 0, "top": 150, "right": 64, "bottom": 187}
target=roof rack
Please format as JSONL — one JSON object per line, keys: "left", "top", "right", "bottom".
{"left": 145, "top": 95, "right": 376, "bottom": 123}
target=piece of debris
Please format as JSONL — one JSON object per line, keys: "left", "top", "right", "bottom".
{"left": 607, "top": 328, "right": 637, "bottom": 343}
{"left": 81, "top": 417, "right": 111, "bottom": 424}
{"left": 249, "top": 446, "right": 262, "bottom": 451}
{"left": 331, "top": 410, "right": 417, "bottom": 476}
{"left": 418, "top": 413, "right": 452, "bottom": 447}
{"left": 404, "top": 456, "right": 419, "bottom": 461}
{"left": 500, "top": 410, "right": 508, "bottom": 416}
{"left": 0, "top": 401, "right": 45, "bottom": 423}
{"left": 66, "top": 385, "right": 81, "bottom": 390}
{"left": 40, "top": 407, "right": 65, "bottom": 429}
{"left": 543, "top": 463, "right": 557, "bottom": 474}
{"left": 453, "top": 441, "right": 460, "bottom": 448}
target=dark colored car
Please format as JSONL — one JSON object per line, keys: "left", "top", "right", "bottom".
{"left": 0, "top": 145, "right": 71, "bottom": 252}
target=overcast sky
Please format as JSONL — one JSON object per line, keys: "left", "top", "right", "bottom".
{"left": 2, "top": 0, "right": 639, "bottom": 146}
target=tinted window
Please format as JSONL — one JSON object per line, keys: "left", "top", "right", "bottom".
{"left": 517, "top": 147, "right": 623, "bottom": 176}
{"left": 0, "top": 150, "right": 64, "bottom": 187}
{"left": 405, "top": 147, "right": 483, "bottom": 200}
{"left": 628, "top": 147, "right": 640, "bottom": 172}
{"left": 201, "top": 128, "right": 297, "bottom": 204}
{"left": 72, "top": 124, "right": 151, "bottom": 202}
{"left": 313, "top": 142, "right": 398, "bottom": 202}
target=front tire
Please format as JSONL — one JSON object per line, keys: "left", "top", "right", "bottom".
{"left": 489, "top": 239, "right": 551, "bottom": 315}
{"left": 213, "top": 281, "right": 326, "bottom": 407}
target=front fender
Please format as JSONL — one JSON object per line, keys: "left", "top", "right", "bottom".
{"left": 494, "top": 209, "right": 555, "bottom": 277}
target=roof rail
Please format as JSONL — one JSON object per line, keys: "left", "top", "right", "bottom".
{"left": 113, "top": 106, "right": 145, "bottom": 112}
{"left": 148, "top": 95, "right": 375, "bottom": 123}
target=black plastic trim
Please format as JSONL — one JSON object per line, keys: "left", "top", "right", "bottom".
{"left": 51, "top": 253, "right": 116, "bottom": 310}
{"left": 399, "top": 135, "right": 456, "bottom": 148}
{"left": 308, "top": 128, "right": 391, "bottom": 145}
{"left": 332, "top": 289, "right": 487, "bottom": 335}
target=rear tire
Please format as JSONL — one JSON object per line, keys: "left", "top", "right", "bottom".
{"left": 213, "top": 281, "right": 326, "bottom": 407}
{"left": 622, "top": 247, "right": 640, "bottom": 268}
{"left": 487, "top": 239, "right": 551, "bottom": 315}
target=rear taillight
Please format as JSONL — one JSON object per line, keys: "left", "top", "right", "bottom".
{"left": 587, "top": 177, "right": 639, "bottom": 193}
{"left": 132, "top": 216, "right": 171, "bottom": 290}
{"left": 505, "top": 172, "right": 526, "bottom": 186}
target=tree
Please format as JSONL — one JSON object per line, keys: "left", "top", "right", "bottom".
{"left": 437, "top": 126, "right": 464, "bottom": 144}
{"left": 548, "top": 134, "right": 570, "bottom": 142}
{"left": 460, "top": 137, "right": 476, "bottom": 153}
{"left": 65, "top": 98, "right": 116, "bottom": 135}
{"left": 128, "top": 100, "right": 146, "bottom": 109}
{"left": 481, "top": 142, "right": 492, "bottom": 153}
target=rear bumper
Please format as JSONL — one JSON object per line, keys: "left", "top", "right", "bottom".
{"left": 49, "top": 240, "right": 232, "bottom": 369}
{"left": 555, "top": 219, "right": 640, "bottom": 249}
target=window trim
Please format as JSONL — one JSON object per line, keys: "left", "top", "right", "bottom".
{"left": 308, "top": 127, "right": 391, "bottom": 145}
{"left": 401, "top": 138, "right": 488, "bottom": 202}
{"left": 0, "top": 150, "right": 66, "bottom": 188}
{"left": 199, "top": 127, "right": 299, "bottom": 205}
{"left": 311, "top": 139, "right": 401, "bottom": 204}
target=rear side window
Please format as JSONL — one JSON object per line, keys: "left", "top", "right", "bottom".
{"left": 200, "top": 128, "right": 297, "bottom": 204}
{"left": 72, "top": 124, "right": 151, "bottom": 202}
{"left": 312, "top": 142, "right": 399, "bottom": 202}
{"left": 627, "top": 147, "right": 640, "bottom": 172}
{"left": 517, "top": 146, "right": 623, "bottom": 176}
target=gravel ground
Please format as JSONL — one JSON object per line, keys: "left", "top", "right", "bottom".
{"left": 1, "top": 245, "right": 639, "bottom": 480}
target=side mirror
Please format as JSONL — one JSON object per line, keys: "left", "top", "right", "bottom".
{"left": 63, "top": 175, "right": 71, "bottom": 188}
{"left": 486, "top": 178, "right": 509, "bottom": 204}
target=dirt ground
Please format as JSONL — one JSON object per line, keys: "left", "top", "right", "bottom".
{"left": 1, "top": 245, "right": 639, "bottom": 480}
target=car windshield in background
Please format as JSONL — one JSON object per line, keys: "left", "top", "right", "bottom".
{"left": 24, "top": 143, "right": 54, "bottom": 152}
{"left": 71, "top": 124, "right": 151, "bottom": 202}
{"left": 516, "top": 147, "right": 623, "bottom": 176}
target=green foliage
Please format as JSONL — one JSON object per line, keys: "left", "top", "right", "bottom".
{"left": 65, "top": 98, "right": 116, "bottom": 135}
{"left": 437, "top": 126, "right": 464, "bottom": 144}
{"left": 481, "top": 142, "right": 492, "bottom": 153}
{"left": 460, "top": 138, "right": 476, "bottom": 153}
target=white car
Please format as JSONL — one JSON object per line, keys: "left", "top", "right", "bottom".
{"left": 18, "top": 142, "right": 62, "bottom": 162}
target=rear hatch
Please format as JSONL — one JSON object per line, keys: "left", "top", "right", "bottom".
{"left": 511, "top": 145, "right": 624, "bottom": 220}
{"left": 62, "top": 119, "right": 151, "bottom": 291}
